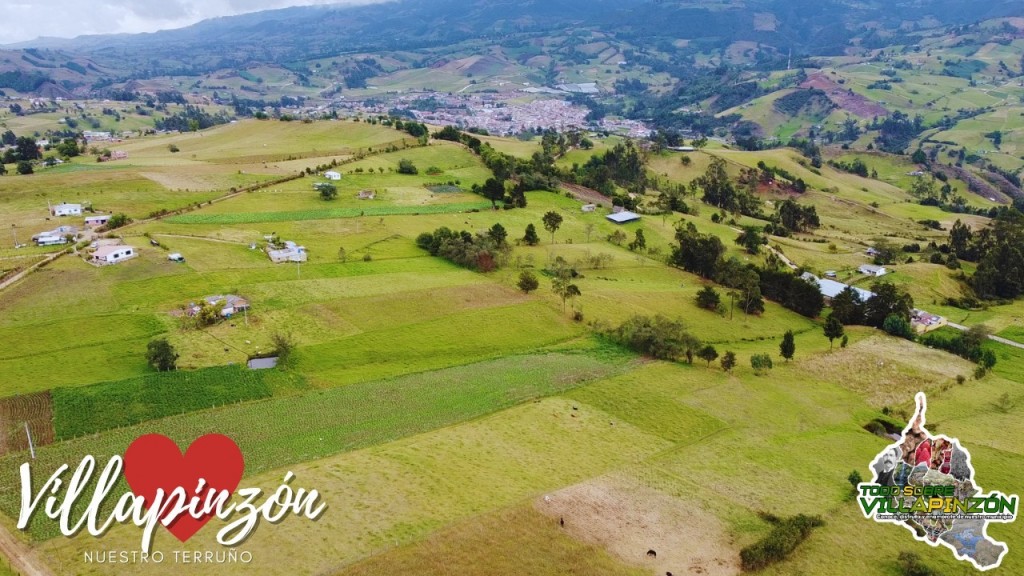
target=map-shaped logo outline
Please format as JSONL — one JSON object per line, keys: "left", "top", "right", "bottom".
{"left": 858, "top": 392, "right": 1018, "bottom": 571}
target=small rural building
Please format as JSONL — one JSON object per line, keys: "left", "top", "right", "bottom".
{"left": 824, "top": 270, "right": 837, "bottom": 278}
{"left": 357, "top": 190, "right": 376, "bottom": 200}
{"left": 91, "top": 245, "right": 136, "bottom": 264}
{"left": 51, "top": 203, "right": 83, "bottom": 217}
{"left": 324, "top": 171, "right": 341, "bottom": 180}
{"left": 581, "top": 204, "right": 597, "bottom": 213}
{"left": 84, "top": 214, "right": 111, "bottom": 227}
{"left": 858, "top": 264, "right": 887, "bottom": 277}
{"left": 606, "top": 211, "right": 641, "bottom": 224}
{"left": 184, "top": 294, "right": 249, "bottom": 318}
{"left": 267, "top": 241, "right": 307, "bottom": 263}
{"left": 32, "top": 225, "right": 76, "bottom": 246}
{"left": 247, "top": 357, "right": 278, "bottom": 370}
{"left": 865, "top": 247, "right": 880, "bottom": 257}
{"left": 668, "top": 146, "right": 696, "bottom": 152}
{"left": 910, "top": 309, "right": 947, "bottom": 334}
{"left": 167, "top": 253, "right": 185, "bottom": 262}
{"left": 34, "top": 234, "right": 68, "bottom": 246}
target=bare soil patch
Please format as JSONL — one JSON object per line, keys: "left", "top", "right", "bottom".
{"left": 801, "top": 72, "right": 888, "bottom": 118}
{"left": 561, "top": 182, "right": 613, "bottom": 205}
{"left": 536, "top": 475, "right": 740, "bottom": 576}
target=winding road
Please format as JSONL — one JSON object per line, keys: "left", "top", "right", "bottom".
{"left": 946, "top": 322, "right": 1024, "bottom": 350}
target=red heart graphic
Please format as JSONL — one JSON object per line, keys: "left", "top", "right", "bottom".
{"left": 123, "top": 434, "right": 244, "bottom": 543}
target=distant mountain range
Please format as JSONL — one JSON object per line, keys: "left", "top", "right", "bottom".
{"left": 3, "top": 0, "right": 1021, "bottom": 84}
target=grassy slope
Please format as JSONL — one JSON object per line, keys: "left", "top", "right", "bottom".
{"left": 1, "top": 125, "right": 1022, "bottom": 576}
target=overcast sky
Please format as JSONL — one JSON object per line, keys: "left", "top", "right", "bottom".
{"left": 0, "top": 0, "right": 383, "bottom": 46}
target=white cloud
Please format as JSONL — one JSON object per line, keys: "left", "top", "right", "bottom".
{"left": 0, "top": 0, "right": 384, "bottom": 46}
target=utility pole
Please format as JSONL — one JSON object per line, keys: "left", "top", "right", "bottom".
{"left": 25, "top": 422, "right": 35, "bottom": 459}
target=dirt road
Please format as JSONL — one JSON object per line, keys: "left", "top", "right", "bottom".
{"left": 0, "top": 521, "right": 54, "bottom": 576}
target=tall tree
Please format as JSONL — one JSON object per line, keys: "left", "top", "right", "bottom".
{"left": 146, "top": 338, "right": 178, "bottom": 372}
{"left": 736, "top": 226, "right": 764, "bottom": 254}
{"left": 695, "top": 285, "right": 721, "bottom": 311}
{"left": 628, "top": 229, "right": 647, "bottom": 252}
{"left": 671, "top": 221, "right": 725, "bottom": 279}
{"left": 487, "top": 223, "right": 507, "bottom": 245}
{"left": 317, "top": 183, "right": 338, "bottom": 200}
{"left": 517, "top": 270, "right": 539, "bottom": 294}
{"left": 522, "top": 223, "right": 540, "bottom": 246}
{"left": 481, "top": 177, "right": 506, "bottom": 208}
{"left": 830, "top": 286, "right": 864, "bottom": 325}
{"left": 823, "top": 315, "right": 844, "bottom": 350}
{"left": 542, "top": 211, "right": 563, "bottom": 244}
{"left": 864, "top": 282, "right": 913, "bottom": 328}
{"left": 823, "top": 313, "right": 847, "bottom": 350}
{"left": 698, "top": 344, "right": 719, "bottom": 367}
{"left": 15, "top": 136, "right": 40, "bottom": 161}
{"left": 721, "top": 350, "right": 737, "bottom": 372}
{"left": 780, "top": 330, "right": 795, "bottom": 361}
{"left": 551, "top": 275, "right": 581, "bottom": 312}
{"left": 695, "top": 156, "right": 738, "bottom": 211}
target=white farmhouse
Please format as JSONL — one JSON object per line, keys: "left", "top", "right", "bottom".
{"left": 51, "top": 203, "right": 83, "bottom": 217}
{"left": 324, "top": 171, "right": 341, "bottom": 180}
{"left": 267, "top": 241, "right": 307, "bottom": 263}
{"left": 92, "top": 245, "right": 137, "bottom": 264}
{"left": 84, "top": 214, "right": 111, "bottom": 227}
{"left": 858, "top": 264, "right": 887, "bottom": 277}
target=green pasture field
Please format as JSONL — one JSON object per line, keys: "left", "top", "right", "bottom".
{"left": 164, "top": 201, "right": 493, "bottom": 224}
{"left": 116, "top": 119, "right": 411, "bottom": 164}
{"left": 36, "top": 329, "right": 1016, "bottom": 576}
{"left": 471, "top": 134, "right": 541, "bottom": 158}
{"left": 48, "top": 365, "right": 306, "bottom": 439}
{"left": 39, "top": 394, "right": 669, "bottom": 574}
{"left": 169, "top": 144, "right": 494, "bottom": 217}
{"left": 4, "top": 351, "right": 634, "bottom": 540}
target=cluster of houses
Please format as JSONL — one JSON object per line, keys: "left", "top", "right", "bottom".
{"left": 47, "top": 203, "right": 111, "bottom": 227}
{"left": 29, "top": 204, "right": 116, "bottom": 247}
